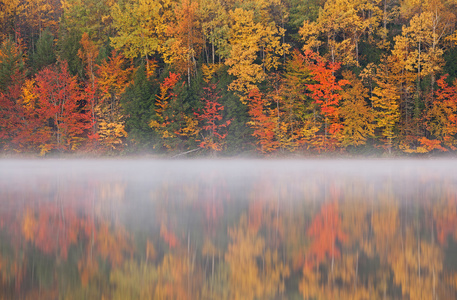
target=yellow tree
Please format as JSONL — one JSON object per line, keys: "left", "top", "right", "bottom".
{"left": 110, "top": 0, "right": 173, "bottom": 72}
{"left": 366, "top": 187, "right": 401, "bottom": 297}
{"left": 339, "top": 70, "right": 375, "bottom": 148}
{"left": 371, "top": 57, "right": 400, "bottom": 153}
{"left": 164, "top": 0, "right": 204, "bottom": 85}
{"left": 78, "top": 32, "right": 99, "bottom": 138}
{"left": 199, "top": 0, "right": 231, "bottom": 64}
{"left": 110, "top": 260, "right": 158, "bottom": 299}
{"left": 62, "top": 0, "right": 114, "bottom": 45}
{"left": 278, "top": 50, "right": 319, "bottom": 150}
{"left": 394, "top": 2, "right": 455, "bottom": 109}
{"left": 300, "top": 0, "right": 382, "bottom": 66}
{"left": 0, "top": 0, "right": 20, "bottom": 40}
{"left": 225, "top": 7, "right": 289, "bottom": 102}
{"left": 18, "top": 0, "right": 58, "bottom": 44}
{"left": 96, "top": 51, "right": 135, "bottom": 151}
{"left": 389, "top": 34, "right": 421, "bottom": 149}
{"left": 154, "top": 254, "right": 193, "bottom": 299}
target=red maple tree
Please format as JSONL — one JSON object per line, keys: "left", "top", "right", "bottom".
{"left": 195, "top": 83, "right": 230, "bottom": 152}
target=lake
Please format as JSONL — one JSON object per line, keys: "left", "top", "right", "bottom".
{"left": 0, "top": 159, "right": 456, "bottom": 299}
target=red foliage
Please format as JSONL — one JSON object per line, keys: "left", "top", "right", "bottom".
{"left": 34, "top": 61, "right": 92, "bottom": 151}
{"left": 247, "top": 89, "right": 278, "bottom": 153}
{"left": 303, "top": 50, "right": 349, "bottom": 151}
{"left": 304, "top": 50, "right": 348, "bottom": 120}
{"left": 194, "top": 83, "right": 230, "bottom": 151}
{"left": 1, "top": 86, "right": 53, "bottom": 152}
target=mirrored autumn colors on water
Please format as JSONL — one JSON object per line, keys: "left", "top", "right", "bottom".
{"left": 1, "top": 159, "right": 457, "bottom": 299}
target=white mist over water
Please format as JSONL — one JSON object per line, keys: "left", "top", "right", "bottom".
{"left": 1, "top": 159, "right": 456, "bottom": 205}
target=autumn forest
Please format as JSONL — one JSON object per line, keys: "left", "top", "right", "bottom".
{"left": 2, "top": 0, "right": 457, "bottom": 155}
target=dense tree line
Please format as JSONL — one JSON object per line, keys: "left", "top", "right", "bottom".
{"left": 1, "top": 0, "right": 457, "bottom": 155}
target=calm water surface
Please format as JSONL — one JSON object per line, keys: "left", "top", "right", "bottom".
{"left": 0, "top": 159, "right": 456, "bottom": 299}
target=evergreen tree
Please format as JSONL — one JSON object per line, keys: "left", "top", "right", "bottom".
{"left": 31, "top": 28, "right": 56, "bottom": 73}
{"left": 121, "top": 64, "right": 157, "bottom": 150}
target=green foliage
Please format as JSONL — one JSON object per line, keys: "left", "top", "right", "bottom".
{"left": 443, "top": 47, "right": 457, "bottom": 84}
{"left": 121, "top": 64, "right": 157, "bottom": 150}
{"left": 216, "top": 67, "right": 254, "bottom": 154}
{"left": 57, "top": 25, "right": 84, "bottom": 77}
{"left": 285, "top": 0, "right": 320, "bottom": 35}
{"left": 0, "top": 38, "right": 25, "bottom": 91}
{"left": 31, "top": 29, "right": 56, "bottom": 73}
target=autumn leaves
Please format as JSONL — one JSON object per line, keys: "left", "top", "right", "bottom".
{"left": 2, "top": 0, "right": 457, "bottom": 154}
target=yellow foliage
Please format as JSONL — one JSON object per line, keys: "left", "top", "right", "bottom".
{"left": 225, "top": 8, "right": 289, "bottom": 102}
{"left": 225, "top": 215, "right": 289, "bottom": 300}
{"left": 339, "top": 71, "right": 375, "bottom": 147}
{"left": 175, "top": 114, "right": 199, "bottom": 137}
{"left": 146, "top": 58, "right": 157, "bottom": 79}
{"left": 146, "top": 239, "right": 156, "bottom": 262}
{"left": 39, "top": 143, "right": 53, "bottom": 156}
{"left": 78, "top": 257, "right": 99, "bottom": 287}
{"left": 22, "top": 209, "right": 37, "bottom": 242}
{"left": 97, "top": 119, "right": 128, "bottom": 150}
{"left": 154, "top": 254, "right": 190, "bottom": 299}
{"left": 21, "top": 79, "right": 37, "bottom": 111}
{"left": 201, "top": 63, "right": 222, "bottom": 83}
{"left": 110, "top": 0, "right": 172, "bottom": 59}
{"left": 371, "top": 59, "right": 400, "bottom": 152}
{"left": 388, "top": 227, "right": 443, "bottom": 300}
{"left": 202, "top": 238, "right": 219, "bottom": 257}
{"left": 299, "top": 266, "right": 321, "bottom": 299}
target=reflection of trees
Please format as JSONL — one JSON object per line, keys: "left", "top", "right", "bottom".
{"left": 2, "top": 166, "right": 457, "bottom": 299}
{"left": 0, "top": 181, "right": 133, "bottom": 299}
{"left": 297, "top": 180, "right": 457, "bottom": 300}
{"left": 225, "top": 215, "right": 289, "bottom": 300}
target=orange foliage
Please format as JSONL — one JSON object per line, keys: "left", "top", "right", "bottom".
{"left": 435, "top": 198, "right": 457, "bottom": 245}
{"left": 155, "top": 254, "right": 190, "bottom": 299}
{"left": 426, "top": 75, "right": 457, "bottom": 150}
{"left": 247, "top": 89, "right": 278, "bottom": 153}
{"left": 248, "top": 200, "right": 263, "bottom": 233}
{"left": 146, "top": 239, "right": 157, "bottom": 261}
{"left": 160, "top": 222, "right": 179, "bottom": 249}
{"left": 419, "top": 137, "right": 447, "bottom": 152}
{"left": 306, "top": 201, "right": 347, "bottom": 268}
{"left": 149, "top": 72, "right": 186, "bottom": 148}
{"left": 97, "top": 51, "right": 134, "bottom": 98}
{"left": 78, "top": 32, "right": 99, "bottom": 83}
{"left": 78, "top": 256, "right": 99, "bottom": 287}
{"left": 304, "top": 50, "right": 349, "bottom": 151}
{"left": 96, "top": 222, "right": 132, "bottom": 267}
{"left": 24, "top": 205, "right": 80, "bottom": 260}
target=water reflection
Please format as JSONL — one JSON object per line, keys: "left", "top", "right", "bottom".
{"left": 0, "top": 159, "right": 456, "bottom": 299}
